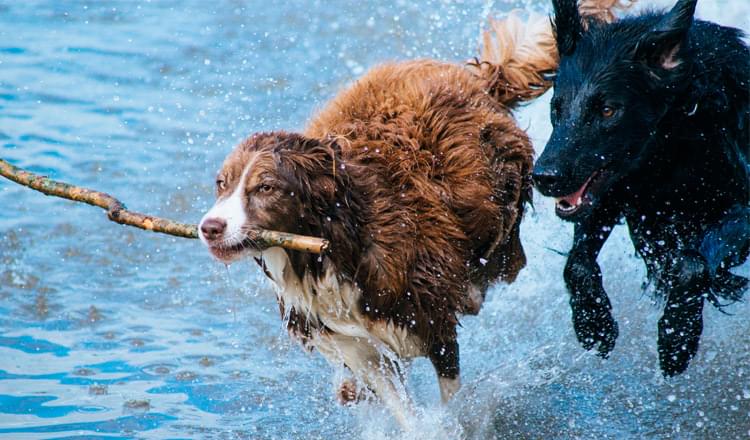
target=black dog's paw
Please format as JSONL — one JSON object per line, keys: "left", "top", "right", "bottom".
{"left": 658, "top": 295, "right": 704, "bottom": 377}
{"left": 571, "top": 298, "right": 619, "bottom": 358}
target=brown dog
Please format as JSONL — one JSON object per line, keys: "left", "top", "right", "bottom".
{"left": 199, "top": 3, "right": 627, "bottom": 427}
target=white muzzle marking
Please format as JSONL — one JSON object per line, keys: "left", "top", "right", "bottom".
{"left": 199, "top": 159, "right": 254, "bottom": 247}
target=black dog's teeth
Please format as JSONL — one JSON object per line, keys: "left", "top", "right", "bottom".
{"left": 556, "top": 198, "right": 581, "bottom": 213}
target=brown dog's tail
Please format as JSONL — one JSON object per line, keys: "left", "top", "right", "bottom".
{"left": 469, "top": 11, "right": 557, "bottom": 108}
{"left": 578, "top": 0, "right": 637, "bottom": 25}
{"left": 470, "top": 1, "right": 636, "bottom": 108}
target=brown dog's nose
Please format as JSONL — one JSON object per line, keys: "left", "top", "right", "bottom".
{"left": 200, "top": 218, "right": 227, "bottom": 241}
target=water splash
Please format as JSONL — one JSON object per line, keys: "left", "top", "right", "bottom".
{"left": 0, "top": 0, "right": 748, "bottom": 438}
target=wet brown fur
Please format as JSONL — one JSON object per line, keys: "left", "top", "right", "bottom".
{"left": 220, "top": 59, "right": 535, "bottom": 348}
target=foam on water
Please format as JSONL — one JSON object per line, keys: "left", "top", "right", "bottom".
{"left": 0, "top": 0, "right": 748, "bottom": 439}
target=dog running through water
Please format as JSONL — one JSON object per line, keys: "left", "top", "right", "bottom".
{"left": 533, "top": 0, "right": 749, "bottom": 376}
{"left": 199, "top": 1, "right": 628, "bottom": 428}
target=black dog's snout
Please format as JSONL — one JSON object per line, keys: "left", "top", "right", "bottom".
{"left": 531, "top": 165, "right": 565, "bottom": 194}
{"left": 201, "top": 218, "right": 227, "bottom": 240}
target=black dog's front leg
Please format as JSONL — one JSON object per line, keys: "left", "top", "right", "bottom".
{"left": 565, "top": 212, "right": 619, "bottom": 358}
{"left": 657, "top": 251, "right": 708, "bottom": 376}
{"left": 658, "top": 205, "right": 749, "bottom": 376}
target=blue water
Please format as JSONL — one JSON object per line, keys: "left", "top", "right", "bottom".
{"left": 0, "top": 0, "right": 748, "bottom": 438}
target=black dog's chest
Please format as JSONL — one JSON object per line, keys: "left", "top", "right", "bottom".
{"left": 624, "top": 211, "right": 690, "bottom": 261}
{"left": 622, "top": 154, "right": 742, "bottom": 226}
{"left": 622, "top": 201, "right": 726, "bottom": 285}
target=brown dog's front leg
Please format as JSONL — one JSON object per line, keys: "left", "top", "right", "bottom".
{"left": 428, "top": 329, "right": 460, "bottom": 402}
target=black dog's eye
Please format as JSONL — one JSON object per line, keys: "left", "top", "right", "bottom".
{"left": 601, "top": 105, "right": 616, "bottom": 118}
{"left": 216, "top": 179, "right": 227, "bottom": 191}
{"left": 258, "top": 184, "right": 273, "bottom": 193}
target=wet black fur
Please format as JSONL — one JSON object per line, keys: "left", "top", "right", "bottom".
{"left": 534, "top": 0, "right": 749, "bottom": 376}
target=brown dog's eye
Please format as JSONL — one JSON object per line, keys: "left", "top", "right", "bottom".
{"left": 601, "top": 105, "right": 616, "bottom": 118}
{"left": 258, "top": 184, "right": 273, "bottom": 193}
{"left": 216, "top": 179, "right": 227, "bottom": 191}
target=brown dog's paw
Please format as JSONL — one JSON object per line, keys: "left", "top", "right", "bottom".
{"left": 336, "top": 379, "right": 360, "bottom": 405}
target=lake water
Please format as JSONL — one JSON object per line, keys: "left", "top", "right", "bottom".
{"left": 0, "top": 0, "right": 748, "bottom": 438}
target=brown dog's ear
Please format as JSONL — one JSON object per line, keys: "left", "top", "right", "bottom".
{"left": 632, "top": 0, "right": 696, "bottom": 71}
{"left": 273, "top": 134, "right": 342, "bottom": 206}
{"left": 273, "top": 134, "right": 340, "bottom": 176}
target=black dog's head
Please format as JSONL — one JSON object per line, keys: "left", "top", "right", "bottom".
{"left": 533, "top": 0, "right": 698, "bottom": 220}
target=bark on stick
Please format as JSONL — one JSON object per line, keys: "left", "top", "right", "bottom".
{"left": 0, "top": 158, "right": 328, "bottom": 254}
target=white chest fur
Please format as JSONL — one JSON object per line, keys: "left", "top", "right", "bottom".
{"left": 255, "top": 247, "right": 424, "bottom": 359}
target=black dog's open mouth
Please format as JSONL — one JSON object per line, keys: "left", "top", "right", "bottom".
{"left": 554, "top": 170, "right": 603, "bottom": 218}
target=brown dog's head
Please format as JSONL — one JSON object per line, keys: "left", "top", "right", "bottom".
{"left": 199, "top": 131, "right": 339, "bottom": 263}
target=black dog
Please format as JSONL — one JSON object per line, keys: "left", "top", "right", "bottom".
{"left": 533, "top": 0, "right": 749, "bottom": 376}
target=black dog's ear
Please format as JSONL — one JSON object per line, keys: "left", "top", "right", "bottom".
{"left": 633, "top": 0, "right": 697, "bottom": 71}
{"left": 552, "top": 0, "right": 583, "bottom": 56}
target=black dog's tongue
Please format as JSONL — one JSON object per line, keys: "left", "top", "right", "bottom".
{"left": 556, "top": 183, "right": 587, "bottom": 209}
{"left": 555, "top": 173, "right": 596, "bottom": 212}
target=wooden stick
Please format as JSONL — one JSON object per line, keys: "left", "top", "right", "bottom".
{"left": 0, "top": 158, "right": 329, "bottom": 254}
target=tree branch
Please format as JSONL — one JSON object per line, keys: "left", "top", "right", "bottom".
{"left": 0, "top": 158, "right": 328, "bottom": 254}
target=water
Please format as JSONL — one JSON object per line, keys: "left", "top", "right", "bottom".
{"left": 0, "top": 0, "right": 748, "bottom": 438}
